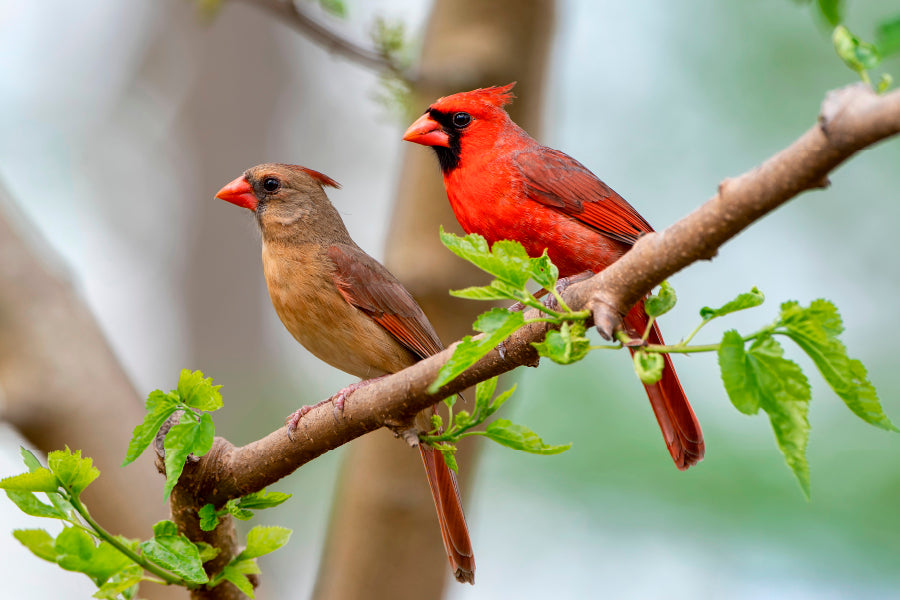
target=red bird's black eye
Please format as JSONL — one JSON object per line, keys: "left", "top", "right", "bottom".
{"left": 262, "top": 177, "right": 280, "bottom": 192}
{"left": 451, "top": 112, "right": 471, "bottom": 128}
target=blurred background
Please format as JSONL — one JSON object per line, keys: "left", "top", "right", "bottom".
{"left": 1, "top": 0, "right": 899, "bottom": 598}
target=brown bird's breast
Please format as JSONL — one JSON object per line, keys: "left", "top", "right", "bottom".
{"left": 261, "top": 241, "right": 419, "bottom": 379}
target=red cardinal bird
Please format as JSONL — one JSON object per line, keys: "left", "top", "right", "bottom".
{"left": 216, "top": 163, "right": 475, "bottom": 582}
{"left": 403, "top": 83, "right": 704, "bottom": 469}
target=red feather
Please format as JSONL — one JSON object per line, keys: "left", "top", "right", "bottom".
{"left": 408, "top": 87, "right": 705, "bottom": 469}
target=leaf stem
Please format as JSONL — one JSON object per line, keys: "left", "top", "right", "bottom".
{"left": 68, "top": 493, "right": 188, "bottom": 588}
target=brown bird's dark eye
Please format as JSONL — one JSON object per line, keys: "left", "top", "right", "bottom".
{"left": 452, "top": 112, "right": 471, "bottom": 128}
{"left": 263, "top": 177, "right": 280, "bottom": 192}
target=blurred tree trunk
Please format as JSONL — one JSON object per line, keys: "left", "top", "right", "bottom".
{"left": 312, "top": 2, "right": 556, "bottom": 599}
{"left": 0, "top": 184, "right": 178, "bottom": 600}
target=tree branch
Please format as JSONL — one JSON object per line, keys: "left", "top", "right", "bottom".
{"left": 234, "top": 0, "right": 411, "bottom": 79}
{"left": 169, "top": 82, "right": 900, "bottom": 596}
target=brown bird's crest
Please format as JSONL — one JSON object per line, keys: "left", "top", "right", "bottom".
{"left": 280, "top": 164, "right": 342, "bottom": 189}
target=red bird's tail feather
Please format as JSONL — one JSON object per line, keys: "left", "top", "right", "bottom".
{"left": 625, "top": 304, "right": 705, "bottom": 470}
{"left": 418, "top": 444, "right": 475, "bottom": 583}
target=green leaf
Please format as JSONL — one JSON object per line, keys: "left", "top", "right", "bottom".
{"left": 645, "top": 281, "right": 677, "bottom": 317}
{"left": 729, "top": 335, "right": 812, "bottom": 498}
{"left": 718, "top": 330, "right": 759, "bottom": 415}
{"left": 48, "top": 448, "right": 99, "bottom": 495}
{"left": 319, "top": 0, "right": 347, "bottom": 18}
{"left": 13, "top": 528, "right": 58, "bottom": 562}
{"left": 533, "top": 321, "right": 591, "bottom": 365}
{"left": 633, "top": 349, "right": 664, "bottom": 385}
{"left": 195, "top": 541, "right": 221, "bottom": 563}
{"left": 93, "top": 565, "right": 143, "bottom": 599}
{"left": 474, "top": 376, "right": 499, "bottom": 417}
{"left": 816, "top": 0, "right": 843, "bottom": 26}
{"left": 0, "top": 468, "right": 59, "bottom": 493}
{"left": 877, "top": 16, "right": 900, "bottom": 56}
{"left": 214, "top": 560, "right": 261, "bottom": 598}
{"left": 20, "top": 447, "right": 43, "bottom": 472}
{"left": 449, "top": 284, "right": 515, "bottom": 301}
{"left": 833, "top": 25, "right": 881, "bottom": 75}
{"left": 177, "top": 369, "right": 223, "bottom": 412}
{"left": 5, "top": 490, "right": 67, "bottom": 519}
{"left": 483, "top": 419, "right": 572, "bottom": 455}
{"left": 236, "top": 525, "right": 292, "bottom": 561}
{"left": 237, "top": 489, "right": 292, "bottom": 511}
{"left": 55, "top": 527, "right": 132, "bottom": 584}
{"left": 529, "top": 252, "right": 559, "bottom": 291}
{"left": 225, "top": 499, "right": 254, "bottom": 521}
{"left": 440, "top": 229, "right": 529, "bottom": 287}
{"left": 122, "top": 389, "right": 179, "bottom": 466}
{"left": 700, "top": 287, "right": 765, "bottom": 320}
{"left": 429, "top": 309, "right": 524, "bottom": 392}
{"left": 779, "top": 300, "right": 897, "bottom": 431}
{"left": 453, "top": 410, "right": 473, "bottom": 429}
{"left": 199, "top": 503, "right": 219, "bottom": 531}
{"left": 487, "top": 383, "right": 517, "bottom": 416}
{"left": 438, "top": 444, "right": 458, "bottom": 474}
{"left": 162, "top": 412, "right": 216, "bottom": 501}
{"left": 140, "top": 521, "right": 209, "bottom": 584}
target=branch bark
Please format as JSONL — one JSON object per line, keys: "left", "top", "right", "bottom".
{"left": 167, "top": 82, "right": 900, "bottom": 598}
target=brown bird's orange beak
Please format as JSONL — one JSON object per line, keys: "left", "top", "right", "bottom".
{"left": 216, "top": 175, "right": 258, "bottom": 211}
{"left": 403, "top": 113, "right": 450, "bottom": 148}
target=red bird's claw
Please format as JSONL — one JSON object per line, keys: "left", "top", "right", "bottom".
{"left": 285, "top": 405, "right": 314, "bottom": 441}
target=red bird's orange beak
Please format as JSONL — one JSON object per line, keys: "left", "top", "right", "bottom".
{"left": 402, "top": 113, "right": 450, "bottom": 147}
{"left": 216, "top": 175, "right": 258, "bottom": 211}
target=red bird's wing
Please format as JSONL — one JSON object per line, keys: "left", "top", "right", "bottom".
{"left": 512, "top": 146, "right": 653, "bottom": 245}
{"left": 327, "top": 244, "right": 444, "bottom": 359}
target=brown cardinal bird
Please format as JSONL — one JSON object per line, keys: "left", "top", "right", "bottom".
{"left": 403, "top": 83, "right": 704, "bottom": 470}
{"left": 215, "top": 163, "right": 475, "bottom": 583}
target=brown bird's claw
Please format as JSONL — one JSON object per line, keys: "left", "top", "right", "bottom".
{"left": 285, "top": 404, "right": 316, "bottom": 441}
{"left": 284, "top": 376, "right": 391, "bottom": 441}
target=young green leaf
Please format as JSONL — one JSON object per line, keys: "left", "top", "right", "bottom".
{"left": 55, "top": 527, "right": 132, "bottom": 584}
{"left": 235, "top": 525, "right": 292, "bottom": 561}
{"left": 225, "top": 499, "right": 254, "bottom": 521}
{"left": 533, "top": 321, "right": 591, "bottom": 365}
{"left": 139, "top": 521, "right": 209, "bottom": 584}
{"left": 718, "top": 330, "right": 759, "bottom": 415}
{"left": 13, "top": 529, "right": 59, "bottom": 562}
{"left": 474, "top": 376, "right": 499, "bottom": 417}
{"left": 633, "top": 349, "right": 664, "bottom": 385}
{"left": 438, "top": 445, "right": 458, "bottom": 474}
{"left": 48, "top": 448, "right": 99, "bottom": 495}
{"left": 429, "top": 309, "right": 524, "bottom": 392}
{"left": 122, "top": 390, "right": 179, "bottom": 466}
{"left": 195, "top": 541, "right": 221, "bottom": 563}
{"left": 4, "top": 490, "right": 67, "bottom": 519}
{"left": 162, "top": 412, "right": 216, "bottom": 501}
{"left": 483, "top": 419, "right": 572, "bottom": 455}
{"left": 487, "top": 383, "right": 517, "bottom": 417}
{"left": 213, "top": 559, "right": 262, "bottom": 598}
{"left": 20, "top": 447, "right": 43, "bottom": 472}
{"left": 176, "top": 369, "right": 223, "bottom": 412}
{"left": 92, "top": 564, "right": 143, "bottom": 599}
{"left": 779, "top": 300, "right": 897, "bottom": 431}
{"left": 833, "top": 25, "right": 881, "bottom": 76}
{"left": 0, "top": 469, "right": 59, "bottom": 493}
{"left": 528, "top": 252, "right": 559, "bottom": 291}
{"left": 440, "top": 228, "right": 533, "bottom": 288}
{"left": 645, "top": 281, "right": 677, "bottom": 317}
{"left": 198, "top": 504, "right": 219, "bottom": 532}
{"left": 700, "top": 287, "right": 765, "bottom": 320}
{"left": 236, "top": 489, "right": 292, "bottom": 511}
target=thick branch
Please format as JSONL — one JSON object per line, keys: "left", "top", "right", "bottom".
{"left": 170, "top": 82, "right": 900, "bottom": 563}
{"left": 235, "top": 0, "right": 409, "bottom": 78}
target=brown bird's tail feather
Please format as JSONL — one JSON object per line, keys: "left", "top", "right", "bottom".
{"left": 625, "top": 304, "right": 705, "bottom": 470}
{"left": 418, "top": 444, "right": 475, "bottom": 583}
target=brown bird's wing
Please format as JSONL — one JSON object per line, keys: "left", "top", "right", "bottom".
{"left": 328, "top": 243, "right": 476, "bottom": 582}
{"left": 512, "top": 145, "right": 653, "bottom": 245}
{"left": 327, "top": 244, "right": 444, "bottom": 359}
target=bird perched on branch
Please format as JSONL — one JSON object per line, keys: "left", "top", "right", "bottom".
{"left": 403, "top": 83, "right": 704, "bottom": 470}
{"left": 215, "top": 163, "right": 475, "bottom": 583}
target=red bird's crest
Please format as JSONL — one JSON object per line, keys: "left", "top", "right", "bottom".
{"left": 436, "top": 82, "right": 517, "bottom": 110}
